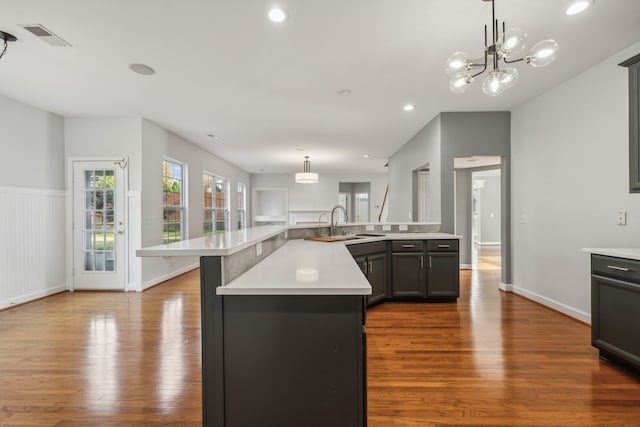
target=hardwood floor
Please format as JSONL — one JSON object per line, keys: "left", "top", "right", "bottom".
{"left": 1, "top": 248, "right": 639, "bottom": 426}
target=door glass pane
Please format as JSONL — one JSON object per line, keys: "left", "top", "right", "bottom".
{"left": 83, "top": 168, "right": 117, "bottom": 273}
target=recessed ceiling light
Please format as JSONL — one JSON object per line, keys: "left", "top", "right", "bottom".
{"left": 403, "top": 104, "right": 415, "bottom": 112}
{"left": 296, "top": 148, "right": 305, "bottom": 151}
{"left": 268, "top": 7, "right": 287, "bottom": 23}
{"left": 363, "top": 154, "right": 370, "bottom": 158}
{"left": 337, "top": 89, "right": 352, "bottom": 96}
{"left": 129, "top": 63, "right": 155, "bottom": 75}
{"left": 565, "top": 0, "right": 594, "bottom": 16}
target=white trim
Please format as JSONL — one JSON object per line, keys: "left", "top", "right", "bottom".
{"left": 507, "top": 284, "right": 591, "bottom": 324}
{"left": 0, "top": 186, "right": 66, "bottom": 196}
{"left": 499, "top": 282, "right": 514, "bottom": 292}
{"left": 67, "top": 157, "right": 130, "bottom": 292}
{"left": 142, "top": 262, "right": 199, "bottom": 290}
{"left": 475, "top": 241, "right": 501, "bottom": 246}
{"left": 127, "top": 190, "right": 142, "bottom": 291}
{"left": 460, "top": 264, "right": 472, "bottom": 270}
{"left": 1, "top": 284, "right": 67, "bottom": 311}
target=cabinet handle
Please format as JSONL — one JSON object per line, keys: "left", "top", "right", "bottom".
{"left": 607, "top": 265, "right": 630, "bottom": 272}
{"left": 429, "top": 256, "right": 432, "bottom": 270}
{"left": 362, "top": 261, "right": 367, "bottom": 274}
{"left": 438, "top": 244, "right": 450, "bottom": 248}
{"left": 402, "top": 244, "right": 415, "bottom": 248}
{"left": 420, "top": 256, "right": 424, "bottom": 269}
{"left": 368, "top": 260, "right": 373, "bottom": 274}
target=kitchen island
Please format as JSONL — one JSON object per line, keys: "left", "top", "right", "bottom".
{"left": 137, "top": 225, "right": 460, "bottom": 427}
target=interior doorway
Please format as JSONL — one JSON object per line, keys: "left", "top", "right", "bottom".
{"left": 453, "top": 156, "right": 502, "bottom": 275}
{"left": 471, "top": 168, "right": 502, "bottom": 269}
{"left": 338, "top": 182, "right": 371, "bottom": 223}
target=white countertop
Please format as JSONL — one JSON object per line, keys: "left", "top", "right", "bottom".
{"left": 217, "top": 239, "right": 372, "bottom": 296}
{"left": 136, "top": 225, "right": 287, "bottom": 257}
{"left": 582, "top": 248, "right": 640, "bottom": 261}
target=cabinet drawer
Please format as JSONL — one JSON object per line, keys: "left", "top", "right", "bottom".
{"left": 592, "top": 255, "right": 640, "bottom": 283}
{"left": 347, "top": 241, "right": 386, "bottom": 257}
{"left": 426, "top": 240, "right": 459, "bottom": 252}
{"left": 391, "top": 240, "right": 424, "bottom": 252}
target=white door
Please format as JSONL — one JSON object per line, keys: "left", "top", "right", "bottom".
{"left": 73, "top": 161, "right": 126, "bottom": 290}
{"left": 418, "top": 170, "right": 429, "bottom": 222}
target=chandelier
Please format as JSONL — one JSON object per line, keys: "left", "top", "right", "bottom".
{"left": 447, "top": 0, "right": 559, "bottom": 96}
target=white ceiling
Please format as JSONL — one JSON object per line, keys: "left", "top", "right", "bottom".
{"left": 1, "top": 0, "right": 640, "bottom": 174}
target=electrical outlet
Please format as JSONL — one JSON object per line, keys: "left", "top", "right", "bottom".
{"left": 284, "top": 230, "right": 288, "bottom": 239}
{"left": 617, "top": 210, "right": 627, "bottom": 226}
{"left": 382, "top": 225, "right": 391, "bottom": 231}
{"left": 399, "top": 224, "right": 408, "bottom": 231}
{"left": 520, "top": 214, "right": 527, "bottom": 224}
{"left": 256, "top": 242, "right": 263, "bottom": 257}
{"left": 365, "top": 225, "right": 374, "bottom": 231}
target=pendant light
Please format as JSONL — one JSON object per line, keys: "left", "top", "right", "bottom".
{"left": 295, "top": 156, "right": 319, "bottom": 184}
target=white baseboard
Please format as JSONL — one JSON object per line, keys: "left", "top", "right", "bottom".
{"left": 460, "top": 264, "right": 472, "bottom": 270}
{"left": 0, "top": 284, "right": 67, "bottom": 311}
{"left": 507, "top": 284, "right": 591, "bottom": 324}
{"left": 142, "top": 263, "right": 199, "bottom": 290}
{"left": 499, "top": 282, "right": 514, "bottom": 292}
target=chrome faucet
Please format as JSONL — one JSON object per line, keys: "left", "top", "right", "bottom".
{"left": 317, "top": 212, "right": 328, "bottom": 237}
{"left": 330, "top": 205, "right": 348, "bottom": 236}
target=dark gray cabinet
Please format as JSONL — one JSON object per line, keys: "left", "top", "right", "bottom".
{"left": 619, "top": 53, "right": 640, "bottom": 193}
{"left": 348, "top": 242, "right": 387, "bottom": 306}
{"left": 426, "top": 240, "right": 460, "bottom": 299}
{"left": 591, "top": 254, "right": 640, "bottom": 374}
{"left": 391, "top": 241, "right": 426, "bottom": 298}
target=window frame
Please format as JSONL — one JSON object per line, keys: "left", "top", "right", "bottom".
{"left": 203, "top": 171, "right": 229, "bottom": 235}
{"left": 162, "top": 157, "right": 187, "bottom": 244}
{"left": 237, "top": 182, "right": 247, "bottom": 230}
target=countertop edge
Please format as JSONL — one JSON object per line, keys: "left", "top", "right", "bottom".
{"left": 582, "top": 248, "right": 640, "bottom": 261}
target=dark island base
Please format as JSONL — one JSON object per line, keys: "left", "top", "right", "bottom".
{"left": 200, "top": 256, "right": 367, "bottom": 427}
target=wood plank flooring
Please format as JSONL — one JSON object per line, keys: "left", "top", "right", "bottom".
{"left": 1, "top": 248, "right": 639, "bottom": 426}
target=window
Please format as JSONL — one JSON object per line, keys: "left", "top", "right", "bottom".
{"left": 204, "top": 173, "right": 229, "bottom": 235}
{"left": 237, "top": 183, "right": 247, "bottom": 230}
{"left": 163, "top": 158, "right": 186, "bottom": 244}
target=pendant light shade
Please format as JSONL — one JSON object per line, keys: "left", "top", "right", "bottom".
{"left": 295, "top": 156, "right": 319, "bottom": 184}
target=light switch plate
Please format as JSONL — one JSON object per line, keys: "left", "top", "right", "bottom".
{"left": 256, "top": 242, "right": 263, "bottom": 257}
{"left": 365, "top": 225, "right": 374, "bottom": 231}
{"left": 399, "top": 224, "right": 408, "bottom": 231}
{"left": 284, "top": 230, "right": 288, "bottom": 239}
{"left": 382, "top": 225, "right": 391, "bottom": 231}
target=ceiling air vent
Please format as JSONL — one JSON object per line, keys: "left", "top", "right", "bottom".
{"left": 20, "top": 24, "right": 71, "bottom": 47}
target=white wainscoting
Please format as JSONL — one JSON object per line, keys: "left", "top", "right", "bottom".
{"left": 0, "top": 186, "right": 67, "bottom": 309}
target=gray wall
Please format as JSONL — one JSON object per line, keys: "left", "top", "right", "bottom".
{"left": 478, "top": 174, "right": 501, "bottom": 244}
{"left": 511, "top": 40, "right": 640, "bottom": 322}
{"left": 440, "top": 112, "right": 511, "bottom": 284}
{"left": 387, "top": 115, "right": 441, "bottom": 222}
{"left": 0, "top": 94, "right": 65, "bottom": 190}
{"left": 454, "top": 169, "right": 472, "bottom": 266}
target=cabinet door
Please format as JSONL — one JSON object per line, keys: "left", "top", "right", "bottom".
{"left": 427, "top": 252, "right": 459, "bottom": 298}
{"left": 367, "top": 253, "right": 387, "bottom": 306}
{"left": 592, "top": 274, "right": 640, "bottom": 370}
{"left": 391, "top": 253, "right": 425, "bottom": 298}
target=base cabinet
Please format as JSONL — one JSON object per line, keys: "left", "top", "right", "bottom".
{"left": 591, "top": 254, "right": 640, "bottom": 374}
{"left": 426, "top": 240, "right": 460, "bottom": 299}
{"left": 391, "top": 253, "right": 426, "bottom": 298}
{"left": 348, "top": 242, "right": 388, "bottom": 307}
